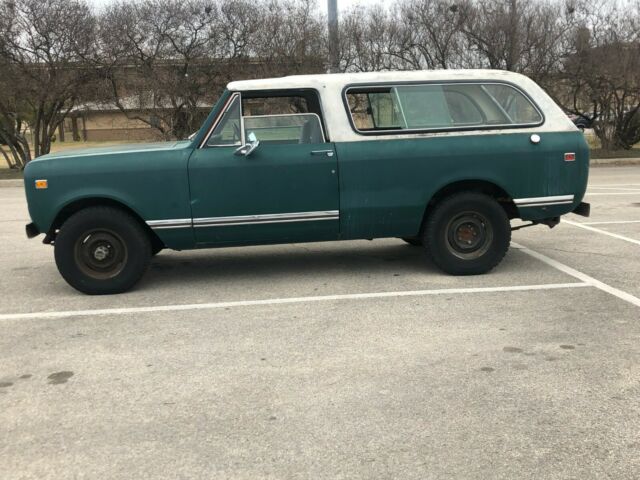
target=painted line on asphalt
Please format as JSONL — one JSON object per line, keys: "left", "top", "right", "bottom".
{"left": 0, "top": 283, "right": 590, "bottom": 321}
{"left": 563, "top": 219, "right": 640, "bottom": 246}
{"left": 588, "top": 186, "right": 640, "bottom": 192}
{"left": 589, "top": 184, "right": 640, "bottom": 187}
{"left": 513, "top": 242, "right": 640, "bottom": 308}
{"left": 580, "top": 220, "right": 640, "bottom": 225}
{"left": 585, "top": 192, "right": 640, "bottom": 196}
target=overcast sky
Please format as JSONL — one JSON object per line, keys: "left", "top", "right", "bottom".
{"left": 85, "top": 0, "right": 385, "bottom": 12}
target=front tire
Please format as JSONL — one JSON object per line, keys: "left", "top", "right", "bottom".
{"left": 54, "top": 206, "right": 152, "bottom": 294}
{"left": 423, "top": 192, "right": 511, "bottom": 275}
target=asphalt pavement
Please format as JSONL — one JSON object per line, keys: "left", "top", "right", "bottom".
{"left": 1, "top": 166, "right": 639, "bottom": 479}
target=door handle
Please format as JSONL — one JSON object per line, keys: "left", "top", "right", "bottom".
{"left": 311, "top": 150, "right": 334, "bottom": 157}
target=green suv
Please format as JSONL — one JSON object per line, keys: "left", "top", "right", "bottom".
{"left": 24, "top": 70, "right": 590, "bottom": 294}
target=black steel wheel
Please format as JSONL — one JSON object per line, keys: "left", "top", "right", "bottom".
{"left": 423, "top": 192, "right": 510, "bottom": 275}
{"left": 54, "top": 206, "right": 152, "bottom": 294}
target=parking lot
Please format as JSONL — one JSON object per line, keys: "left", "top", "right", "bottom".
{"left": 1, "top": 166, "right": 639, "bottom": 479}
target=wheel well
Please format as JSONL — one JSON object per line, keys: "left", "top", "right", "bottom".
{"left": 47, "top": 197, "right": 165, "bottom": 251}
{"left": 420, "top": 180, "right": 517, "bottom": 232}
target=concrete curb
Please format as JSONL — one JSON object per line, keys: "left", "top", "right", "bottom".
{"left": 590, "top": 158, "right": 640, "bottom": 167}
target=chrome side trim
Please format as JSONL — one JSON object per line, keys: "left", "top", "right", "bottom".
{"left": 146, "top": 219, "right": 193, "bottom": 230}
{"left": 514, "top": 195, "right": 575, "bottom": 207}
{"left": 193, "top": 210, "right": 339, "bottom": 228}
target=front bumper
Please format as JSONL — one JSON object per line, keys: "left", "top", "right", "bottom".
{"left": 25, "top": 222, "right": 40, "bottom": 239}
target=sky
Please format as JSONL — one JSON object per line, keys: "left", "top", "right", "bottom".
{"left": 85, "top": 0, "right": 385, "bottom": 12}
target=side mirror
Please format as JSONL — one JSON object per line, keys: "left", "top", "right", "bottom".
{"left": 234, "top": 131, "right": 260, "bottom": 157}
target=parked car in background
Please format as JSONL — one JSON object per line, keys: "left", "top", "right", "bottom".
{"left": 566, "top": 112, "right": 595, "bottom": 130}
{"left": 24, "top": 70, "right": 590, "bottom": 294}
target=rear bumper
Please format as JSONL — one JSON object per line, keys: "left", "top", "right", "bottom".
{"left": 572, "top": 202, "right": 591, "bottom": 217}
{"left": 25, "top": 222, "right": 40, "bottom": 239}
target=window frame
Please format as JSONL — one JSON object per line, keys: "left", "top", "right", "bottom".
{"left": 200, "top": 92, "right": 244, "bottom": 148}
{"left": 342, "top": 80, "right": 545, "bottom": 136}
{"left": 200, "top": 88, "right": 329, "bottom": 148}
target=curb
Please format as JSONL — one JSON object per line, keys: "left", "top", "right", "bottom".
{"left": 590, "top": 158, "right": 640, "bottom": 167}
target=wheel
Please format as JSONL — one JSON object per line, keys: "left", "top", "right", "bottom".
{"left": 423, "top": 192, "right": 511, "bottom": 275}
{"left": 54, "top": 206, "right": 152, "bottom": 294}
{"left": 401, "top": 237, "right": 422, "bottom": 246}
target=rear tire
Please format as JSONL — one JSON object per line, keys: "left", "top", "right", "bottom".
{"left": 423, "top": 192, "right": 511, "bottom": 275}
{"left": 54, "top": 206, "right": 152, "bottom": 294}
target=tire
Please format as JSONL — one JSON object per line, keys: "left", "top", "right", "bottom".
{"left": 54, "top": 206, "right": 152, "bottom": 294}
{"left": 401, "top": 237, "right": 422, "bottom": 246}
{"left": 423, "top": 192, "right": 511, "bottom": 275}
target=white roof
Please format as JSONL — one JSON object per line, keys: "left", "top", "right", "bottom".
{"left": 227, "top": 69, "right": 531, "bottom": 91}
{"left": 227, "top": 69, "right": 577, "bottom": 142}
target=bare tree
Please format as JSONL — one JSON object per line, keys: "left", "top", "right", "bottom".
{"left": 393, "top": 0, "right": 468, "bottom": 70}
{"left": 253, "top": 0, "right": 326, "bottom": 77}
{"left": 97, "top": 0, "right": 237, "bottom": 140}
{"left": 458, "top": 0, "right": 571, "bottom": 81}
{"left": 0, "top": 0, "right": 96, "bottom": 159}
{"left": 337, "top": 5, "right": 402, "bottom": 72}
{"left": 555, "top": 0, "right": 640, "bottom": 149}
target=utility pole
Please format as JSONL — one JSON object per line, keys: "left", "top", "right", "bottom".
{"left": 328, "top": 0, "right": 339, "bottom": 73}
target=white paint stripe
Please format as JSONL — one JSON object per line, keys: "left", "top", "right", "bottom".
{"left": 564, "top": 220, "right": 640, "bottom": 246}
{"left": 0, "top": 283, "right": 589, "bottom": 321}
{"left": 589, "top": 184, "right": 640, "bottom": 187}
{"left": 588, "top": 186, "right": 640, "bottom": 192}
{"left": 580, "top": 220, "right": 640, "bottom": 226}
{"left": 585, "top": 192, "right": 640, "bottom": 196}
{"left": 513, "top": 242, "right": 640, "bottom": 308}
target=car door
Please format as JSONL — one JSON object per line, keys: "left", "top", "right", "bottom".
{"left": 188, "top": 92, "right": 340, "bottom": 246}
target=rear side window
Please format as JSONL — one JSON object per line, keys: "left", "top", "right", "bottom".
{"left": 345, "top": 82, "right": 543, "bottom": 134}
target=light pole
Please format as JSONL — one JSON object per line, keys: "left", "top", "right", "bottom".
{"left": 328, "top": 0, "right": 339, "bottom": 73}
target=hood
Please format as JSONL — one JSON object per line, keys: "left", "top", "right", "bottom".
{"left": 32, "top": 140, "right": 192, "bottom": 162}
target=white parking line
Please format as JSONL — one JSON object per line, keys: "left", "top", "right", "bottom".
{"left": 585, "top": 192, "right": 640, "bottom": 196}
{"left": 0, "top": 283, "right": 589, "bottom": 321}
{"left": 588, "top": 187, "right": 640, "bottom": 192}
{"left": 580, "top": 220, "right": 640, "bottom": 225}
{"left": 589, "top": 184, "right": 640, "bottom": 187}
{"left": 513, "top": 242, "right": 640, "bottom": 308}
{"left": 563, "top": 219, "right": 640, "bottom": 246}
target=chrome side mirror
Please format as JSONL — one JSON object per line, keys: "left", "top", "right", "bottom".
{"left": 234, "top": 132, "right": 260, "bottom": 157}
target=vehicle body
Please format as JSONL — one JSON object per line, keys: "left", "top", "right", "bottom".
{"left": 24, "top": 70, "right": 590, "bottom": 294}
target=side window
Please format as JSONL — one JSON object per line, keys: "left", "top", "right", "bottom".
{"left": 242, "top": 91, "right": 327, "bottom": 145}
{"left": 207, "top": 95, "right": 241, "bottom": 147}
{"left": 392, "top": 85, "right": 452, "bottom": 129}
{"left": 482, "top": 84, "right": 543, "bottom": 124}
{"left": 347, "top": 91, "right": 401, "bottom": 130}
{"left": 244, "top": 114, "right": 325, "bottom": 144}
{"left": 345, "top": 82, "right": 542, "bottom": 134}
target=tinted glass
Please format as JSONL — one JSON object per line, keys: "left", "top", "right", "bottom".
{"left": 346, "top": 82, "right": 542, "bottom": 133}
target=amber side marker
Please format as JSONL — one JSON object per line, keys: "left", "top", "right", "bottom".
{"left": 35, "top": 179, "right": 48, "bottom": 189}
